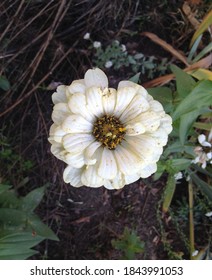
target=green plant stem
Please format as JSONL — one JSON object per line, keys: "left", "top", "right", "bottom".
{"left": 188, "top": 180, "right": 195, "bottom": 259}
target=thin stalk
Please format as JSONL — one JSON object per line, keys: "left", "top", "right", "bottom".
{"left": 188, "top": 180, "right": 195, "bottom": 259}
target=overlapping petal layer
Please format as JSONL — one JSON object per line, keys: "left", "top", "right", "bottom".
{"left": 49, "top": 68, "right": 172, "bottom": 189}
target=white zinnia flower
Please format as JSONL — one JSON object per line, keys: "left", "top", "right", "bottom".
{"left": 93, "top": 41, "right": 101, "bottom": 48}
{"left": 48, "top": 68, "right": 172, "bottom": 189}
{"left": 83, "top": 32, "right": 90, "bottom": 40}
{"left": 105, "top": 61, "right": 113, "bottom": 68}
{"left": 192, "top": 129, "right": 212, "bottom": 169}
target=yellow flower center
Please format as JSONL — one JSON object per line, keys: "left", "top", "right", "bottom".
{"left": 92, "top": 115, "right": 126, "bottom": 150}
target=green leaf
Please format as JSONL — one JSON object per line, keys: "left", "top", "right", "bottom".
{"left": 179, "top": 108, "right": 209, "bottom": 145}
{"left": 190, "top": 173, "right": 212, "bottom": 201}
{"left": 0, "top": 208, "right": 27, "bottom": 225}
{"left": 192, "top": 42, "right": 212, "bottom": 63}
{"left": 22, "top": 186, "right": 46, "bottom": 212}
{"left": 0, "top": 76, "right": 10, "bottom": 91}
{"left": 147, "top": 87, "right": 173, "bottom": 113}
{"left": 162, "top": 174, "right": 176, "bottom": 213}
{"left": 0, "top": 248, "right": 37, "bottom": 260}
{"left": 171, "top": 65, "right": 196, "bottom": 99}
{"left": 0, "top": 184, "right": 12, "bottom": 195}
{"left": 27, "top": 214, "right": 59, "bottom": 241}
{"left": 129, "top": 72, "right": 140, "bottom": 83}
{"left": 169, "top": 158, "right": 191, "bottom": 171}
{"left": 190, "top": 10, "right": 212, "bottom": 47}
{"left": 172, "top": 80, "right": 212, "bottom": 121}
{"left": 188, "top": 34, "right": 202, "bottom": 62}
{"left": 193, "top": 122, "right": 212, "bottom": 131}
{"left": 0, "top": 232, "right": 44, "bottom": 248}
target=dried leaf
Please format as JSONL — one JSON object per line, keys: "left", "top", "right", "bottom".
{"left": 140, "top": 32, "right": 189, "bottom": 66}
{"left": 186, "top": 0, "right": 202, "bottom": 5}
{"left": 72, "top": 216, "right": 91, "bottom": 224}
{"left": 182, "top": 2, "right": 200, "bottom": 29}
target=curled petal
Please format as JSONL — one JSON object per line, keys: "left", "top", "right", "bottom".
{"left": 52, "top": 103, "right": 70, "bottom": 125}
{"left": 68, "top": 93, "right": 95, "bottom": 123}
{"left": 63, "top": 133, "right": 94, "bottom": 154}
{"left": 81, "top": 165, "right": 104, "bottom": 188}
{"left": 84, "top": 141, "right": 102, "bottom": 165}
{"left": 52, "top": 85, "right": 67, "bottom": 104}
{"left": 63, "top": 165, "right": 83, "bottom": 187}
{"left": 66, "top": 79, "right": 86, "bottom": 95}
{"left": 84, "top": 68, "right": 108, "bottom": 89}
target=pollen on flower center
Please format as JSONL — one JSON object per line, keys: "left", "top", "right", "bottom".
{"left": 92, "top": 115, "right": 126, "bottom": 150}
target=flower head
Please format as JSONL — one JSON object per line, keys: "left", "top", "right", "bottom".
{"left": 93, "top": 41, "right": 101, "bottom": 48}
{"left": 121, "top": 44, "right": 126, "bottom": 52}
{"left": 105, "top": 61, "right": 113, "bottom": 68}
{"left": 192, "top": 129, "right": 212, "bottom": 169}
{"left": 49, "top": 68, "right": 172, "bottom": 189}
{"left": 83, "top": 32, "right": 90, "bottom": 40}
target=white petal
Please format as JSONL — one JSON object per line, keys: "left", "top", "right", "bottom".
{"left": 81, "top": 165, "right": 104, "bottom": 188}
{"left": 125, "top": 135, "right": 157, "bottom": 162}
{"left": 114, "top": 143, "right": 142, "bottom": 175}
{"left": 50, "top": 142, "right": 67, "bottom": 162}
{"left": 135, "top": 84, "right": 148, "bottom": 98}
{"left": 62, "top": 114, "right": 93, "bottom": 133}
{"left": 137, "top": 111, "right": 161, "bottom": 132}
{"left": 63, "top": 133, "right": 94, "bottom": 153}
{"left": 63, "top": 165, "right": 83, "bottom": 187}
{"left": 102, "top": 88, "right": 117, "bottom": 115}
{"left": 149, "top": 100, "right": 165, "bottom": 116}
{"left": 139, "top": 163, "right": 157, "bottom": 178}
{"left": 120, "top": 94, "right": 150, "bottom": 123}
{"left": 68, "top": 93, "right": 95, "bottom": 123}
{"left": 98, "top": 148, "right": 117, "bottom": 179}
{"left": 147, "top": 127, "right": 168, "bottom": 147}
{"left": 114, "top": 87, "right": 137, "bottom": 117}
{"left": 65, "top": 152, "right": 85, "bottom": 168}
{"left": 160, "top": 114, "right": 173, "bottom": 134}
{"left": 202, "top": 161, "right": 207, "bottom": 169}
{"left": 118, "top": 80, "right": 137, "bottom": 89}
{"left": 51, "top": 126, "right": 66, "bottom": 143}
{"left": 48, "top": 123, "right": 57, "bottom": 143}
{"left": 201, "top": 141, "right": 211, "bottom": 148}
{"left": 66, "top": 79, "right": 86, "bottom": 95}
{"left": 207, "top": 152, "right": 212, "bottom": 160}
{"left": 118, "top": 82, "right": 148, "bottom": 99}
{"left": 86, "top": 87, "right": 104, "bottom": 117}
{"left": 198, "top": 134, "right": 206, "bottom": 145}
{"left": 52, "top": 85, "right": 67, "bottom": 104}
{"left": 52, "top": 103, "right": 70, "bottom": 125}
{"left": 104, "top": 174, "right": 125, "bottom": 189}
{"left": 84, "top": 68, "right": 108, "bottom": 89}
{"left": 125, "top": 122, "right": 146, "bottom": 136}
{"left": 124, "top": 173, "right": 140, "bottom": 184}
{"left": 84, "top": 141, "right": 102, "bottom": 165}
